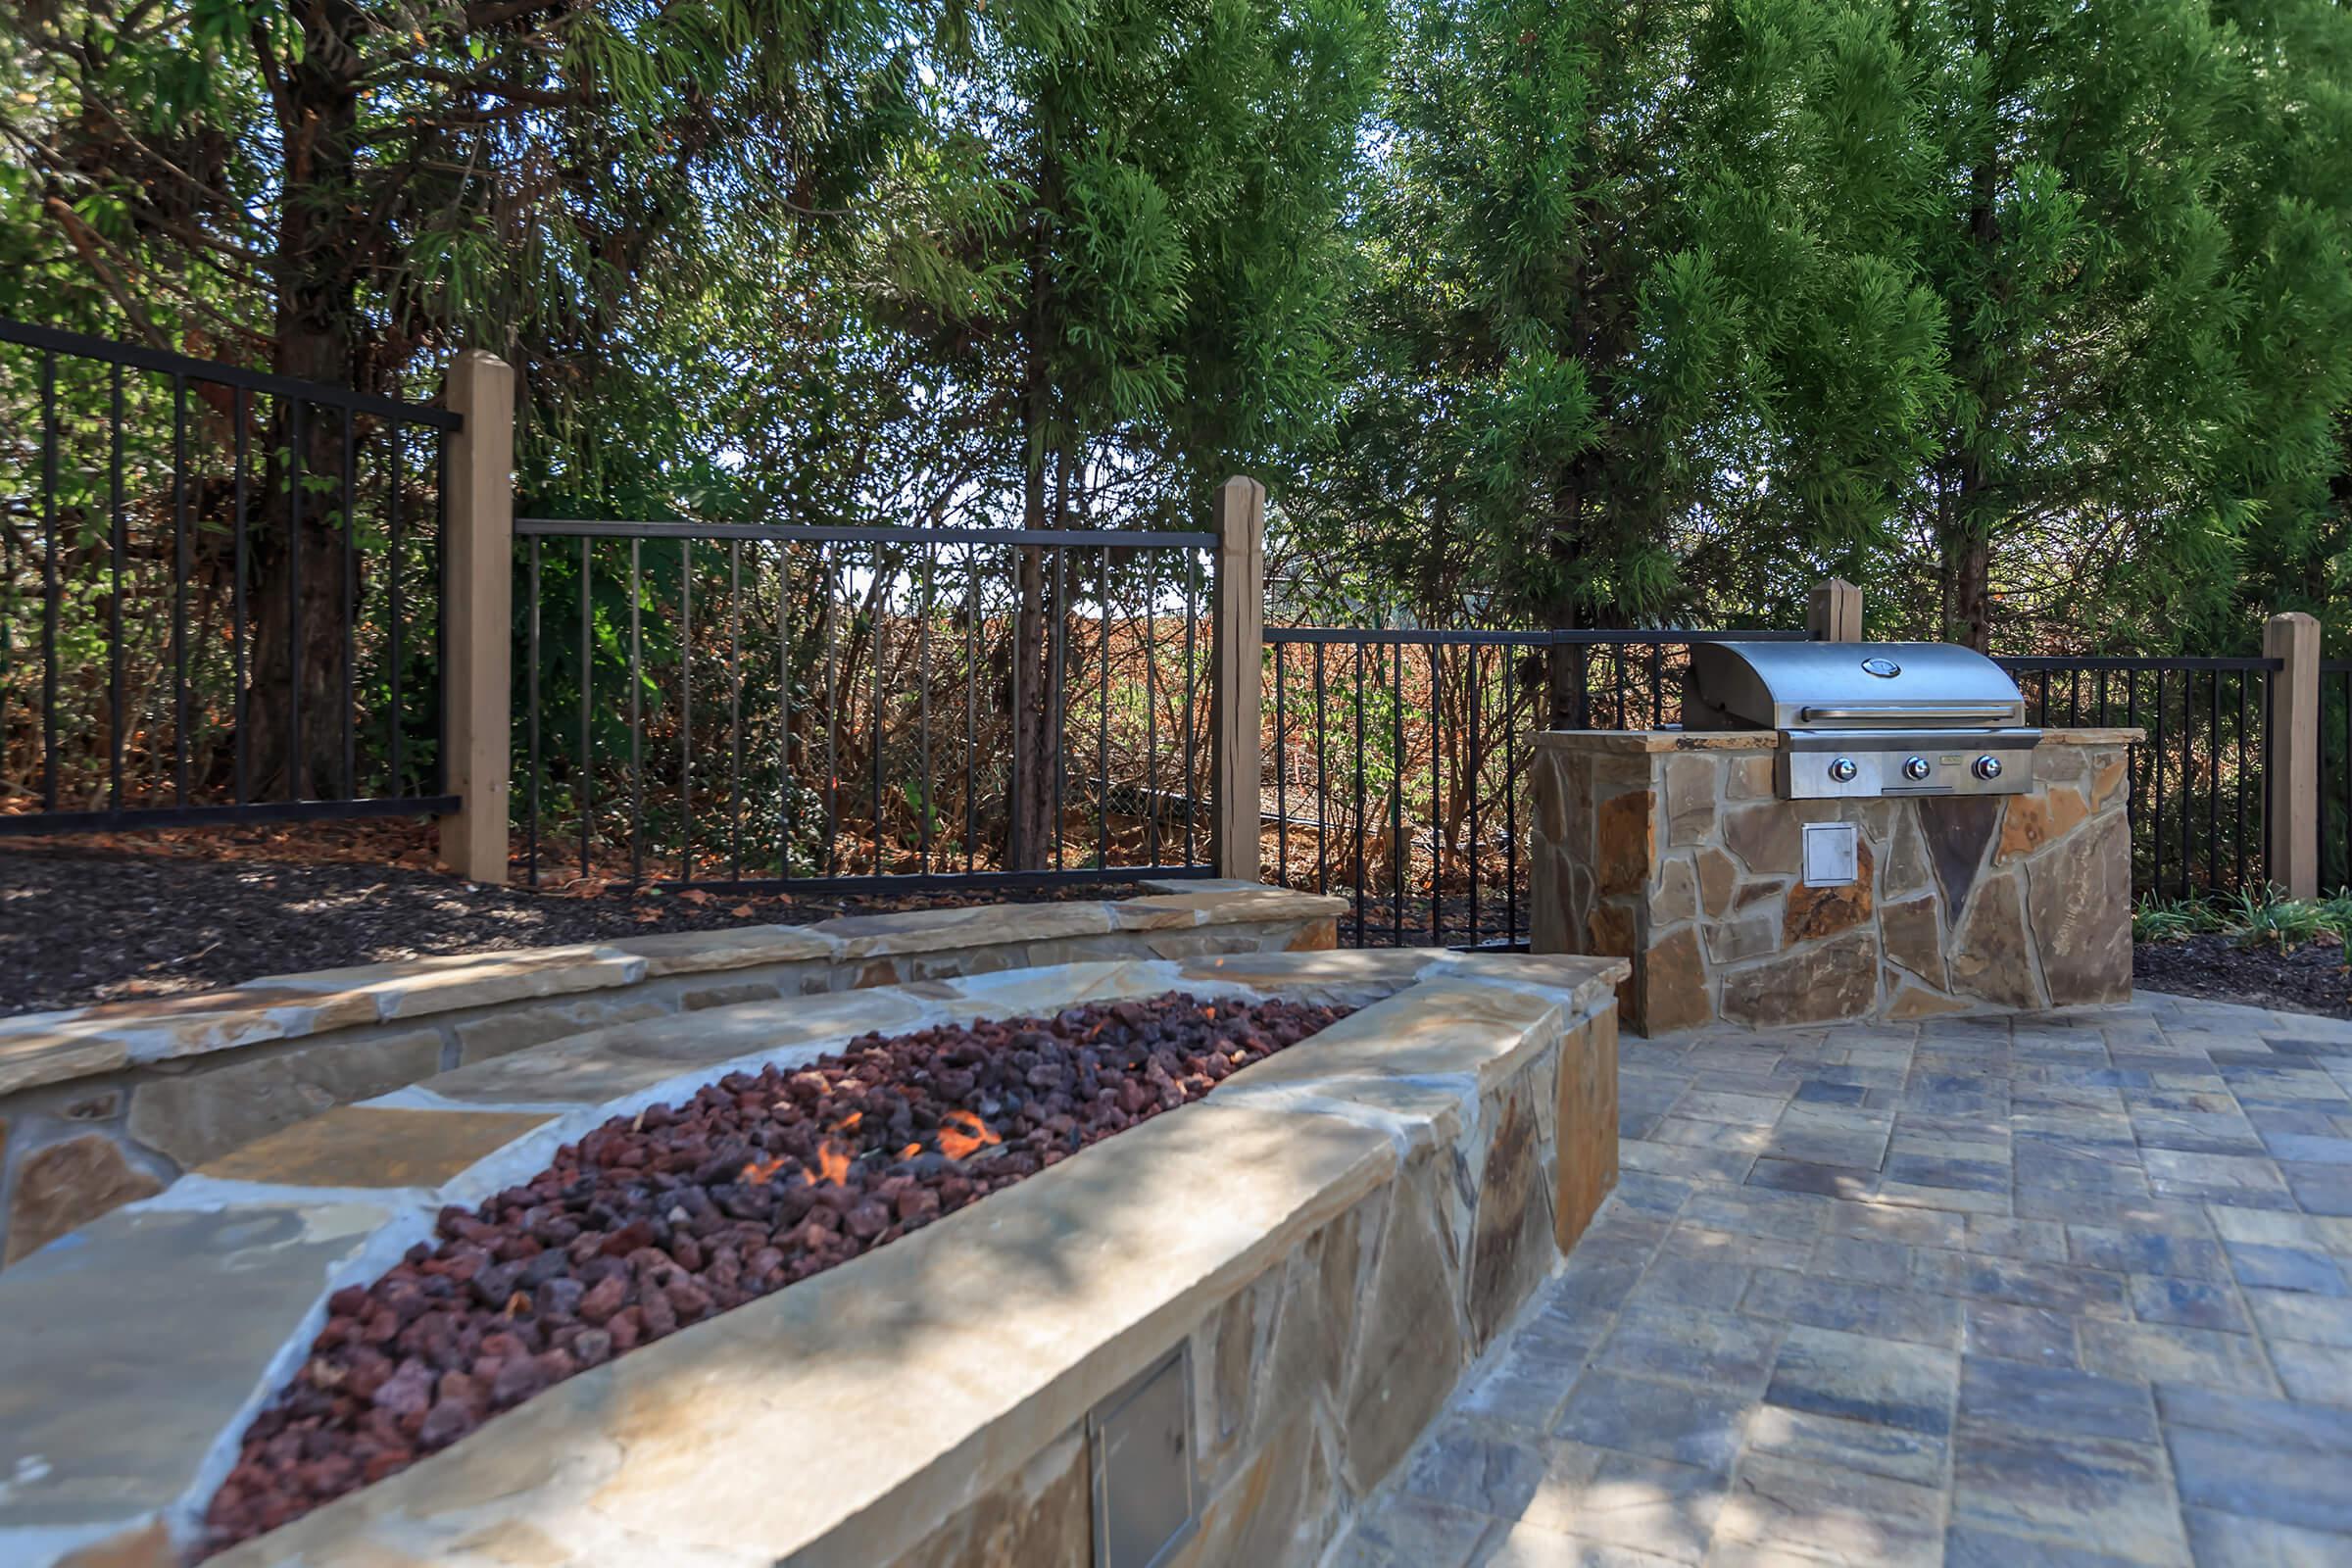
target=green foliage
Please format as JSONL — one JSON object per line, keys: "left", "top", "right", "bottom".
{"left": 2133, "top": 886, "right": 2352, "bottom": 951}
{"left": 6, "top": 0, "right": 2352, "bottom": 659}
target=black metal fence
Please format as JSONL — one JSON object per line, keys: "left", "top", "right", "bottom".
{"left": 512, "top": 517, "right": 1220, "bottom": 892}
{"left": 1998, "top": 656, "right": 2276, "bottom": 901}
{"left": 2321, "top": 660, "right": 2352, "bottom": 893}
{"left": 0, "top": 318, "right": 458, "bottom": 832}
{"left": 1258, "top": 635, "right": 2284, "bottom": 951}
{"left": 1260, "top": 627, "right": 1809, "bottom": 949}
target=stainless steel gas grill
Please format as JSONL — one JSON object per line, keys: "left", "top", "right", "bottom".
{"left": 1683, "top": 641, "right": 2040, "bottom": 799}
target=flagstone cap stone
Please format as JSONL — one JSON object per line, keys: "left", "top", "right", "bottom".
{"left": 0, "top": 885, "right": 1348, "bottom": 1100}
{"left": 0, "top": 944, "right": 1623, "bottom": 1568}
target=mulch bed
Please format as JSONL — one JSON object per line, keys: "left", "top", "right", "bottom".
{"left": 0, "top": 834, "right": 1152, "bottom": 1017}
{"left": 199, "top": 991, "right": 1349, "bottom": 1554}
{"left": 2134, "top": 935, "right": 2352, "bottom": 1019}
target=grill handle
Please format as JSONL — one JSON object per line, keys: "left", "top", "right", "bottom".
{"left": 1797, "top": 702, "right": 2022, "bottom": 722}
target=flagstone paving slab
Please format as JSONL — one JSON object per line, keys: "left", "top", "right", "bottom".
{"left": 1335, "top": 992, "right": 2352, "bottom": 1568}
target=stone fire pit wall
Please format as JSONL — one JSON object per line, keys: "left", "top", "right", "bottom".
{"left": 0, "top": 946, "right": 1624, "bottom": 1568}
{"left": 0, "top": 884, "right": 1342, "bottom": 1272}
{"left": 1528, "top": 728, "right": 2138, "bottom": 1034}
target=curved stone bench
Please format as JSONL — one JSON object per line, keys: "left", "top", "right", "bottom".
{"left": 0, "top": 885, "right": 1344, "bottom": 1269}
{"left": 0, "top": 946, "right": 1624, "bottom": 1568}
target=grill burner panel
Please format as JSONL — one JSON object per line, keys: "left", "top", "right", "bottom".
{"left": 1686, "top": 642, "right": 2040, "bottom": 800}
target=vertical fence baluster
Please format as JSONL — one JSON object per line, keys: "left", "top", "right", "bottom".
{"left": 823, "top": 542, "right": 837, "bottom": 877}
{"left": 681, "top": 538, "right": 695, "bottom": 881}
{"left": 1468, "top": 646, "right": 1481, "bottom": 944}
{"left": 579, "top": 535, "right": 593, "bottom": 881}
{"left": 287, "top": 399, "right": 304, "bottom": 799}
{"left": 1505, "top": 659, "right": 1519, "bottom": 947}
{"left": 1392, "top": 639, "right": 1404, "bottom": 946}
{"left": 2152, "top": 669, "right": 2168, "bottom": 898}
{"left": 731, "top": 540, "right": 745, "bottom": 882}
{"left": 111, "top": 365, "right": 128, "bottom": 809}
{"left": 340, "top": 405, "right": 356, "bottom": 797}
{"left": 1353, "top": 642, "right": 1367, "bottom": 945}
{"left": 1184, "top": 550, "right": 1198, "bottom": 865}
{"left": 966, "top": 546, "right": 979, "bottom": 874}
{"left": 385, "top": 410, "right": 402, "bottom": 799}
{"left": 775, "top": 538, "right": 788, "bottom": 880}
{"left": 1098, "top": 543, "right": 1110, "bottom": 871}
{"left": 38, "top": 351, "right": 57, "bottom": 809}
{"left": 871, "top": 545, "right": 885, "bottom": 876}
{"left": 172, "top": 374, "right": 188, "bottom": 804}
{"left": 1274, "top": 641, "right": 1289, "bottom": 885}
{"left": 631, "top": 539, "right": 645, "bottom": 885}
{"left": 1052, "top": 545, "right": 1066, "bottom": 871}
{"left": 1313, "top": 641, "right": 1330, "bottom": 899}
{"left": 920, "top": 546, "right": 934, "bottom": 875}
{"left": 790, "top": 540, "right": 800, "bottom": 883}
{"left": 231, "top": 385, "right": 250, "bottom": 804}
{"left": 2207, "top": 668, "right": 2220, "bottom": 892}
{"left": 1431, "top": 645, "right": 1444, "bottom": 945}
{"left": 2235, "top": 670, "right": 2249, "bottom": 892}
{"left": 1145, "top": 551, "right": 1158, "bottom": 867}
{"left": 526, "top": 538, "right": 541, "bottom": 886}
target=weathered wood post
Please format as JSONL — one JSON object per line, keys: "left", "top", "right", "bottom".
{"left": 1808, "top": 577, "right": 1863, "bottom": 641}
{"left": 437, "top": 350, "right": 516, "bottom": 885}
{"left": 2266, "top": 611, "right": 2321, "bottom": 899}
{"left": 1210, "top": 476, "right": 1266, "bottom": 882}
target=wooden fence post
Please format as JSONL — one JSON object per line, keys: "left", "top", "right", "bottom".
{"left": 2266, "top": 610, "right": 2321, "bottom": 900}
{"left": 1211, "top": 476, "right": 1267, "bottom": 882}
{"left": 438, "top": 350, "right": 516, "bottom": 885}
{"left": 1808, "top": 577, "right": 1863, "bottom": 641}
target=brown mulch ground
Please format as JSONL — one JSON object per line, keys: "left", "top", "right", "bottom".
{"left": 2133, "top": 935, "right": 2352, "bottom": 1019}
{"left": 199, "top": 992, "right": 1349, "bottom": 1554}
{"left": 0, "top": 822, "right": 1155, "bottom": 1018}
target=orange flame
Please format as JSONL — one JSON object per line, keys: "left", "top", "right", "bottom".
{"left": 938, "top": 1109, "right": 1002, "bottom": 1161}
{"left": 900, "top": 1143, "right": 924, "bottom": 1161}
{"left": 740, "top": 1155, "right": 786, "bottom": 1185}
{"left": 815, "top": 1141, "right": 852, "bottom": 1186}
{"left": 835, "top": 1110, "right": 862, "bottom": 1132}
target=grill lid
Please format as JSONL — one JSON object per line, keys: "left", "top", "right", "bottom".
{"left": 1684, "top": 641, "right": 2028, "bottom": 731}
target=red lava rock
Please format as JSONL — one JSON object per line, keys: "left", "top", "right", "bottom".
{"left": 575, "top": 1273, "right": 627, "bottom": 1326}
{"left": 199, "top": 992, "right": 1347, "bottom": 1558}
{"left": 368, "top": 1359, "right": 432, "bottom": 1420}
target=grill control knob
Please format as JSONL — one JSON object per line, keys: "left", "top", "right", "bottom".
{"left": 1901, "top": 756, "right": 1933, "bottom": 781}
{"left": 1973, "top": 755, "right": 2003, "bottom": 781}
{"left": 1827, "top": 758, "right": 1859, "bottom": 783}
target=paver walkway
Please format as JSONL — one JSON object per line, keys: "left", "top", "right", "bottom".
{"left": 1333, "top": 991, "right": 2352, "bottom": 1568}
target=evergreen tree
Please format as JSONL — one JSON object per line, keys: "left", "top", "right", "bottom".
{"left": 1288, "top": 0, "right": 1948, "bottom": 719}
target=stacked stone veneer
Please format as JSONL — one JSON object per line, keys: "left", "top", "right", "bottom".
{"left": 0, "top": 946, "right": 1625, "bottom": 1568}
{"left": 0, "top": 883, "right": 1341, "bottom": 1271}
{"left": 1530, "top": 729, "right": 2138, "bottom": 1035}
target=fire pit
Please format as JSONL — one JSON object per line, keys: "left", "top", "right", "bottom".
{"left": 0, "top": 946, "right": 1626, "bottom": 1568}
{"left": 201, "top": 994, "right": 1348, "bottom": 1553}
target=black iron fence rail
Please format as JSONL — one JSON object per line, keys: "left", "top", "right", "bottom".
{"left": 1, "top": 317, "right": 457, "bottom": 834}
{"left": 513, "top": 516, "right": 1220, "bottom": 892}
{"left": 1997, "top": 655, "right": 2277, "bottom": 900}
{"left": 2321, "top": 659, "right": 2352, "bottom": 893}
{"left": 1260, "top": 625, "right": 1811, "bottom": 949}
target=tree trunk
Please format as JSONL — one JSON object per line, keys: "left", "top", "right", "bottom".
{"left": 1943, "top": 5, "right": 2001, "bottom": 655}
{"left": 1541, "top": 490, "right": 1591, "bottom": 730}
{"left": 245, "top": 3, "right": 368, "bottom": 800}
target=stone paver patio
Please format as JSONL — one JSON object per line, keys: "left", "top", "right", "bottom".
{"left": 1335, "top": 990, "right": 2352, "bottom": 1568}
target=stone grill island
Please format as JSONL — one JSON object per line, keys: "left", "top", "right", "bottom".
{"left": 0, "top": 913, "right": 1625, "bottom": 1568}
{"left": 1529, "top": 726, "right": 2139, "bottom": 1035}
